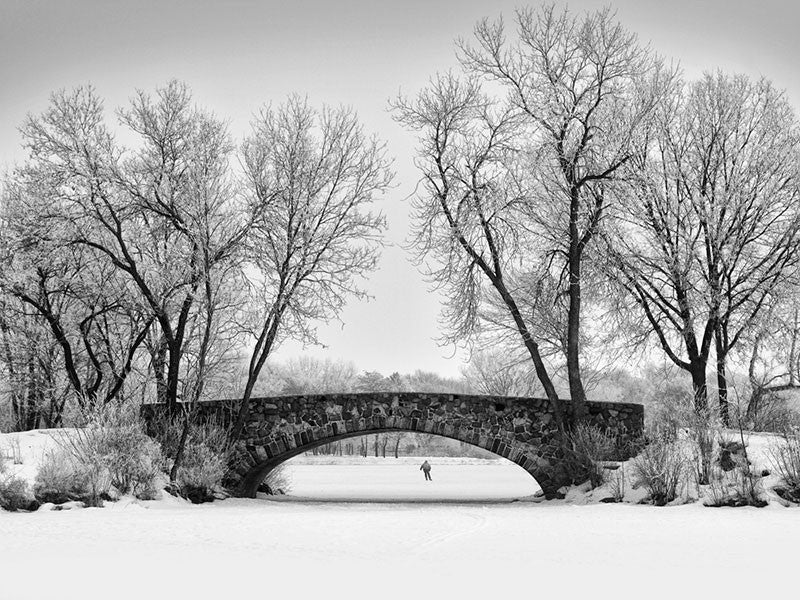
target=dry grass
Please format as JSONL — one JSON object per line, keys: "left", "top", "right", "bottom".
{"left": 631, "top": 437, "right": 686, "bottom": 506}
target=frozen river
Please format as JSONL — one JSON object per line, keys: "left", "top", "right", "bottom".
{"left": 280, "top": 457, "right": 541, "bottom": 501}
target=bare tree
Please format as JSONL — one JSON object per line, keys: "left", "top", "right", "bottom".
{"left": 10, "top": 82, "right": 247, "bottom": 417}
{"left": 401, "top": 370, "right": 472, "bottom": 394}
{"left": 356, "top": 371, "right": 391, "bottom": 393}
{"left": 456, "top": 5, "right": 666, "bottom": 420}
{"left": 744, "top": 294, "right": 800, "bottom": 421}
{"left": 394, "top": 6, "right": 663, "bottom": 427}
{"left": 607, "top": 72, "right": 800, "bottom": 421}
{"left": 0, "top": 295, "right": 71, "bottom": 429}
{"left": 232, "top": 96, "right": 392, "bottom": 436}
{"left": 269, "top": 356, "right": 359, "bottom": 395}
{"left": 462, "top": 349, "right": 540, "bottom": 396}
{"left": 1, "top": 154, "right": 153, "bottom": 414}
{"left": 393, "top": 74, "right": 567, "bottom": 427}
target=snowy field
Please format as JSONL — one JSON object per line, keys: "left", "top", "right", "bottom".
{"left": 1, "top": 431, "right": 798, "bottom": 599}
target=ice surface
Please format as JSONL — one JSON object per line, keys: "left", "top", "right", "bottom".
{"left": 280, "top": 456, "right": 540, "bottom": 501}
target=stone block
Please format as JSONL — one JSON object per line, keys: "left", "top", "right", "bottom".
{"left": 248, "top": 445, "right": 264, "bottom": 462}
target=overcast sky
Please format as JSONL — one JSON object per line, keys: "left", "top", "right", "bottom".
{"left": 2, "top": 0, "right": 799, "bottom": 377}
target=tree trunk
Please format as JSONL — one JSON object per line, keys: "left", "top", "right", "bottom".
{"left": 566, "top": 240, "right": 588, "bottom": 422}
{"left": 746, "top": 386, "right": 762, "bottom": 421}
{"left": 689, "top": 359, "right": 708, "bottom": 412}
{"left": 715, "top": 324, "right": 729, "bottom": 426}
{"left": 493, "top": 282, "right": 566, "bottom": 433}
{"left": 231, "top": 308, "right": 285, "bottom": 440}
{"left": 789, "top": 309, "right": 799, "bottom": 386}
{"left": 24, "top": 351, "right": 40, "bottom": 430}
{"left": 169, "top": 412, "right": 191, "bottom": 483}
{"left": 165, "top": 341, "right": 183, "bottom": 417}
{"left": 232, "top": 375, "right": 258, "bottom": 440}
{"left": 151, "top": 335, "right": 168, "bottom": 405}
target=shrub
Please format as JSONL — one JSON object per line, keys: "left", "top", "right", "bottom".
{"left": 78, "top": 422, "right": 163, "bottom": 499}
{"left": 769, "top": 434, "right": 800, "bottom": 502}
{"left": 688, "top": 406, "right": 719, "bottom": 486}
{"left": 631, "top": 438, "right": 685, "bottom": 506}
{"left": 743, "top": 391, "right": 800, "bottom": 434}
{"left": 2, "top": 437, "right": 23, "bottom": 465}
{"left": 0, "top": 475, "right": 32, "bottom": 511}
{"left": 174, "top": 439, "right": 227, "bottom": 503}
{"left": 645, "top": 382, "right": 695, "bottom": 442}
{"left": 165, "top": 418, "right": 231, "bottom": 503}
{"left": 564, "top": 423, "right": 616, "bottom": 488}
{"left": 147, "top": 412, "right": 230, "bottom": 503}
{"left": 606, "top": 464, "right": 626, "bottom": 503}
{"left": 44, "top": 406, "right": 166, "bottom": 504}
{"left": 147, "top": 413, "right": 184, "bottom": 469}
{"left": 33, "top": 450, "right": 95, "bottom": 505}
{"left": 645, "top": 383, "right": 725, "bottom": 488}
{"left": 704, "top": 465, "right": 766, "bottom": 507}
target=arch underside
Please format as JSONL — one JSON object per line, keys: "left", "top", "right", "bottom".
{"left": 231, "top": 423, "right": 564, "bottom": 498}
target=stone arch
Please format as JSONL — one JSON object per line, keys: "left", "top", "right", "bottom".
{"left": 235, "top": 424, "right": 556, "bottom": 497}
{"left": 142, "top": 392, "right": 643, "bottom": 499}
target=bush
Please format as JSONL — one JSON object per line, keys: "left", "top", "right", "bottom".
{"left": 648, "top": 387, "right": 719, "bottom": 486}
{"left": 33, "top": 450, "right": 95, "bottom": 505}
{"left": 631, "top": 438, "right": 685, "bottom": 506}
{"left": 0, "top": 474, "right": 33, "bottom": 511}
{"left": 564, "top": 423, "right": 616, "bottom": 488}
{"left": 167, "top": 419, "right": 230, "bottom": 503}
{"left": 687, "top": 406, "right": 719, "bottom": 486}
{"left": 769, "top": 434, "right": 800, "bottom": 502}
{"left": 174, "top": 440, "right": 227, "bottom": 503}
{"left": 40, "top": 406, "right": 166, "bottom": 505}
{"left": 606, "top": 464, "right": 626, "bottom": 503}
{"left": 2, "top": 437, "right": 23, "bottom": 465}
{"left": 704, "top": 465, "right": 766, "bottom": 507}
{"left": 76, "top": 422, "right": 163, "bottom": 499}
{"left": 645, "top": 382, "right": 695, "bottom": 442}
{"left": 149, "top": 412, "right": 231, "bottom": 503}
{"left": 742, "top": 391, "right": 800, "bottom": 434}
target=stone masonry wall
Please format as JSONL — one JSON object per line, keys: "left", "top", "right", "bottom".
{"left": 142, "top": 393, "right": 643, "bottom": 498}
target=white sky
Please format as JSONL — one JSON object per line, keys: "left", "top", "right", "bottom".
{"left": 2, "top": 0, "right": 799, "bottom": 377}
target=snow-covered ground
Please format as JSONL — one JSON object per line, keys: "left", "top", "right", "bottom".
{"left": 1, "top": 430, "right": 798, "bottom": 599}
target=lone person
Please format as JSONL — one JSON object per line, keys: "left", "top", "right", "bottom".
{"left": 420, "top": 460, "right": 432, "bottom": 481}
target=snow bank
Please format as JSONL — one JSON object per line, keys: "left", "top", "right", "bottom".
{"left": 0, "top": 428, "right": 68, "bottom": 483}
{"left": 3, "top": 426, "right": 800, "bottom": 507}
{"left": 576, "top": 428, "right": 796, "bottom": 506}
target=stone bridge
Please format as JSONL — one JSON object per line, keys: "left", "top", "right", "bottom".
{"left": 143, "top": 393, "right": 643, "bottom": 498}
